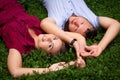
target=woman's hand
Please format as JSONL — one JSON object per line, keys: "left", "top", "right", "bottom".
{"left": 49, "top": 62, "right": 68, "bottom": 71}
{"left": 69, "top": 57, "right": 86, "bottom": 68}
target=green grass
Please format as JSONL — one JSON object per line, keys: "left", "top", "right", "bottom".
{"left": 0, "top": 0, "right": 120, "bottom": 79}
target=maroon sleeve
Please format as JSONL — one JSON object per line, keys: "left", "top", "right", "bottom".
{"left": 1, "top": 20, "right": 34, "bottom": 54}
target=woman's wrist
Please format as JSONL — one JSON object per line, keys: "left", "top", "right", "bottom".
{"left": 48, "top": 67, "right": 53, "bottom": 72}
{"left": 43, "top": 68, "right": 50, "bottom": 73}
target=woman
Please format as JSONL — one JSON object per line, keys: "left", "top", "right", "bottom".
{"left": 0, "top": 0, "right": 87, "bottom": 78}
{"left": 0, "top": 0, "right": 68, "bottom": 78}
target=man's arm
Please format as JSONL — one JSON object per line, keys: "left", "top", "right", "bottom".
{"left": 98, "top": 17, "right": 120, "bottom": 51}
{"left": 65, "top": 32, "right": 92, "bottom": 57}
{"left": 40, "top": 17, "right": 82, "bottom": 58}
{"left": 85, "top": 17, "right": 120, "bottom": 57}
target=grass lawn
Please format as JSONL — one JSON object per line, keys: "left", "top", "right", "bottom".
{"left": 0, "top": 0, "right": 120, "bottom": 80}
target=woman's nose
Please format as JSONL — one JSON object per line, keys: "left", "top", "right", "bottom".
{"left": 46, "top": 37, "right": 52, "bottom": 42}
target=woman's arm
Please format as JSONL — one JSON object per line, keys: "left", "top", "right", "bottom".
{"left": 7, "top": 49, "right": 67, "bottom": 78}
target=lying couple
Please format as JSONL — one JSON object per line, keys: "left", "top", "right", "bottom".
{"left": 0, "top": 0, "right": 120, "bottom": 78}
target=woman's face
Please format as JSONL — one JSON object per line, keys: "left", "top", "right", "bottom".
{"left": 68, "top": 16, "right": 93, "bottom": 37}
{"left": 37, "top": 34, "right": 63, "bottom": 54}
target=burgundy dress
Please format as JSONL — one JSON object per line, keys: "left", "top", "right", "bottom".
{"left": 0, "top": 0, "right": 44, "bottom": 54}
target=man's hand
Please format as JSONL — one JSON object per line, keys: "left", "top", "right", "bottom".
{"left": 84, "top": 45, "right": 103, "bottom": 57}
{"left": 73, "top": 41, "right": 88, "bottom": 58}
{"left": 78, "top": 43, "right": 91, "bottom": 57}
{"left": 73, "top": 41, "right": 81, "bottom": 58}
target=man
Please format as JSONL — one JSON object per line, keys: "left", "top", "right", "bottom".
{"left": 40, "top": 0, "right": 120, "bottom": 58}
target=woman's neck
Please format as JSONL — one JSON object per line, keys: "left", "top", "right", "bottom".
{"left": 28, "top": 28, "right": 39, "bottom": 48}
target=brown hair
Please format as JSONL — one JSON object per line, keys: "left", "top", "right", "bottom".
{"left": 64, "top": 13, "right": 77, "bottom": 31}
{"left": 85, "top": 28, "right": 97, "bottom": 39}
{"left": 50, "top": 42, "right": 69, "bottom": 56}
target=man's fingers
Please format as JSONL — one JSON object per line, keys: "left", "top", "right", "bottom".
{"left": 85, "top": 46, "right": 92, "bottom": 51}
{"left": 80, "top": 52, "right": 91, "bottom": 57}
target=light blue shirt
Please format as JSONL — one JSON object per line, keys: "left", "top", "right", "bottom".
{"left": 42, "top": 0, "right": 99, "bottom": 29}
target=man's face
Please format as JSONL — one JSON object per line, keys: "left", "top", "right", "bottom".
{"left": 68, "top": 16, "right": 93, "bottom": 37}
